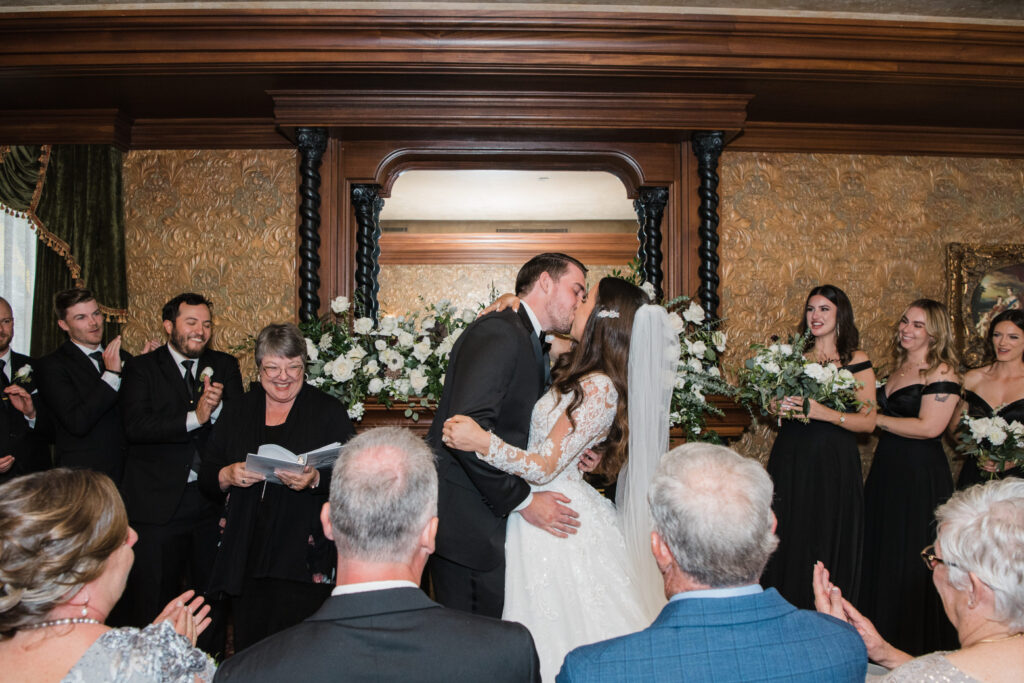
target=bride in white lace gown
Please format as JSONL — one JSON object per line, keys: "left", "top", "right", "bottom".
{"left": 443, "top": 277, "right": 679, "bottom": 681}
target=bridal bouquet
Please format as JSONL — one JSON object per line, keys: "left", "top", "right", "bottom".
{"left": 956, "top": 414, "right": 1024, "bottom": 478}
{"left": 299, "top": 296, "right": 474, "bottom": 421}
{"left": 737, "top": 333, "right": 861, "bottom": 422}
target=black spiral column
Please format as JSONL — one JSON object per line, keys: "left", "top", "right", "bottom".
{"left": 296, "top": 127, "right": 327, "bottom": 323}
{"left": 351, "top": 183, "right": 384, "bottom": 323}
{"left": 632, "top": 186, "right": 669, "bottom": 300}
{"left": 692, "top": 131, "right": 724, "bottom": 320}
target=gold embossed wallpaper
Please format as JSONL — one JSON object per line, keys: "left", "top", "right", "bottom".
{"left": 122, "top": 150, "right": 298, "bottom": 378}
{"left": 718, "top": 152, "right": 1024, "bottom": 467}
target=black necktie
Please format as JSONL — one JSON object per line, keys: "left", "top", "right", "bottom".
{"left": 0, "top": 359, "right": 8, "bottom": 388}
{"left": 89, "top": 351, "right": 105, "bottom": 376}
{"left": 182, "top": 360, "right": 196, "bottom": 404}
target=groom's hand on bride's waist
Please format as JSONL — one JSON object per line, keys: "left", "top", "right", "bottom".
{"left": 519, "top": 491, "right": 580, "bottom": 538}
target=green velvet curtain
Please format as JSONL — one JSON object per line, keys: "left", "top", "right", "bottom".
{"left": 28, "top": 145, "right": 127, "bottom": 356}
{"left": 0, "top": 145, "right": 44, "bottom": 211}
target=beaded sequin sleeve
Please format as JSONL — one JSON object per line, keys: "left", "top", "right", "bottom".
{"left": 481, "top": 374, "right": 617, "bottom": 485}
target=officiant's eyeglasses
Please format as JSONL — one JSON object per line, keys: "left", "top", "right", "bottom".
{"left": 260, "top": 363, "right": 305, "bottom": 378}
{"left": 920, "top": 544, "right": 957, "bottom": 571}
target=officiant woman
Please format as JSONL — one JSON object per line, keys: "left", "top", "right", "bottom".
{"left": 199, "top": 323, "right": 355, "bottom": 652}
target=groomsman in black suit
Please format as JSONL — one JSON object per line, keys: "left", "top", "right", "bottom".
{"left": 426, "top": 252, "right": 589, "bottom": 618}
{"left": 214, "top": 427, "right": 540, "bottom": 682}
{"left": 118, "top": 292, "right": 243, "bottom": 651}
{"left": 36, "top": 288, "right": 131, "bottom": 481}
{"left": 0, "top": 296, "right": 44, "bottom": 483}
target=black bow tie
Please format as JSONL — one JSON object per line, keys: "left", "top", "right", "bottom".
{"left": 539, "top": 333, "right": 551, "bottom": 355}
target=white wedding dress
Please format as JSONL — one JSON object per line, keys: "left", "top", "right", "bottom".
{"left": 479, "top": 373, "right": 652, "bottom": 682}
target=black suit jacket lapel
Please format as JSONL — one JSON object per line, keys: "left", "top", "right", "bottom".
{"left": 157, "top": 346, "right": 192, "bottom": 405}
{"left": 63, "top": 340, "right": 101, "bottom": 380}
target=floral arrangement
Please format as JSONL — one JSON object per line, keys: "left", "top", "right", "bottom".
{"left": 956, "top": 413, "right": 1024, "bottom": 478}
{"left": 300, "top": 296, "right": 474, "bottom": 421}
{"left": 736, "top": 333, "right": 862, "bottom": 422}
{"left": 612, "top": 261, "right": 734, "bottom": 441}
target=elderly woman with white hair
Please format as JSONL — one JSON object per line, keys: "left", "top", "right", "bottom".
{"left": 814, "top": 478, "right": 1024, "bottom": 682}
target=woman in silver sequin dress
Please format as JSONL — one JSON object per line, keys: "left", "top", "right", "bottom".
{"left": 0, "top": 469, "right": 216, "bottom": 682}
{"left": 814, "top": 478, "right": 1024, "bottom": 683}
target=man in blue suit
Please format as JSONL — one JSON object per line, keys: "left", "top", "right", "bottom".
{"left": 558, "top": 442, "right": 867, "bottom": 682}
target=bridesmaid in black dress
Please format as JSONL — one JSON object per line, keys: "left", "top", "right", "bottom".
{"left": 953, "top": 309, "right": 1024, "bottom": 487}
{"left": 861, "top": 299, "right": 961, "bottom": 656}
{"left": 761, "top": 285, "right": 876, "bottom": 610}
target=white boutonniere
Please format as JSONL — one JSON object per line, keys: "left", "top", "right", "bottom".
{"left": 199, "top": 366, "right": 214, "bottom": 383}
{"left": 13, "top": 364, "right": 32, "bottom": 386}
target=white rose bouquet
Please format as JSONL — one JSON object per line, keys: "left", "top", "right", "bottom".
{"left": 737, "top": 333, "right": 862, "bottom": 423}
{"left": 299, "top": 298, "right": 473, "bottom": 421}
{"left": 956, "top": 414, "right": 1024, "bottom": 478}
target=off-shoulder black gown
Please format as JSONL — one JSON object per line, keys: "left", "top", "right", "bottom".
{"left": 957, "top": 390, "right": 1024, "bottom": 488}
{"left": 761, "top": 359, "right": 871, "bottom": 610}
{"left": 860, "top": 380, "right": 960, "bottom": 657}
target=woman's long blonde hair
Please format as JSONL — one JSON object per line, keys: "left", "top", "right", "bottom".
{"left": 888, "top": 298, "right": 960, "bottom": 379}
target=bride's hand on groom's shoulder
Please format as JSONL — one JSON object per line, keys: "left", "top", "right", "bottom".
{"left": 477, "top": 293, "right": 520, "bottom": 318}
{"left": 442, "top": 415, "right": 490, "bottom": 454}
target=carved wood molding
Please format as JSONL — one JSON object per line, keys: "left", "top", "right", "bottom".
{"left": 0, "top": 109, "right": 131, "bottom": 149}
{"left": 272, "top": 91, "right": 750, "bottom": 138}
{"left": 129, "top": 118, "right": 291, "bottom": 149}
{"left": 378, "top": 232, "right": 638, "bottom": 265}
{"left": 732, "top": 122, "right": 1024, "bottom": 157}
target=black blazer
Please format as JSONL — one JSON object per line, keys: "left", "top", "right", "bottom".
{"left": 426, "top": 306, "right": 543, "bottom": 570}
{"left": 1, "top": 351, "right": 47, "bottom": 482}
{"left": 200, "top": 384, "right": 355, "bottom": 595}
{"left": 213, "top": 587, "right": 541, "bottom": 683}
{"left": 120, "top": 345, "right": 244, "bottom": 525}
{"left": 35, "top": 340, "right": 131, "bottom": 481}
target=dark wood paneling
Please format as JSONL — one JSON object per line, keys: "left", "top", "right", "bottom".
{"left": 129, "top": 118, "right": 291, "bottom": 149}
{"left": 379, "top": 232, "right": 638, "bottom": 265}
{"left": 0, "top": 109, "right": 131, "bottom": 148}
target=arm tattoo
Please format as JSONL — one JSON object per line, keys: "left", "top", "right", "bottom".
{"left": 934, "top": 394, "right": 951, "bottom": 403}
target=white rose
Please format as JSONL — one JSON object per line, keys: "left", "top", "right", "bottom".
{"left": 347, "top": 402, "right": 365, "bottom": 421}
{"left": 14, "top": 364, "right": 32, "bottom": 379}
{"left": 688, "top": 358, "right": 703, "bottom": 372}
{"left": 353, "top": 317, "right": 374, "bottom": 334}
{"left": 461, "top": 308, "right": 476, "bottom": 324}
{"left": 421, "top": 316, "right": 435, "bottom": 331}
{"left": 305, "top": 338, "right": 319, "bottom": 362}
{"left": 412, "top": 340, "right": 432, "bottom": 363}
{"left": 712, "top": 330, "right": 727, "bottom": 352}
{"left": 379, "top": 316, "right": 398, "bottom": 335}
{"left": 363, "top": 359, "right": 380, "bottom": 375}
{"left": 330, "top": 296, "right": 349, "bottom": 314}
{"left": 640, "top": 281, "right": 656, "bottom": 299}
{"left": 666, "top": 312, "right": 685, "bottom": 335}
{"left": 374, "top": 339, "right": 388, "bottom": 351}
{"left": 347, "top": 345, "right": 367, "bottom": 361}
{"left": 367, "top": 378, "right": 385, "bottom": 394}
{"left": 707, "top": 365, "right": 721, "bottom": 377}
{"left": 803, "top": 363, "right": 829, "bottom": 382}
{"left": 988, "top": 425, "right": 1008, "bottom": 446}
{"left": 409, "top": 368, "right": 429, "bottom": 394}
{"left": 396, "top": 330, "right": 415, "bottom": 349}
{"left": 329, "top": 357, "right": 355, "bottom": 382}
{"left": 779, "top": 344, "right": 793, "bottom": 355}
{"left": 306, "top": 376, "right": 325, "bottom": 387}
{"left": 395, "top": 378, "right": 412, "bottom": 396}
{"left": 682, "top": 301, "right": 706, "bottom": 325}
{"left": 761, "top": 361, "right": 781, "bottom": 375}
{"left": 689, "top": 340, "right": 707, "bottom": 358}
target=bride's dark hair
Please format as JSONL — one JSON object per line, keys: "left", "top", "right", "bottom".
{"left": 550, "top": 276, "right": 648, "bottom": 481}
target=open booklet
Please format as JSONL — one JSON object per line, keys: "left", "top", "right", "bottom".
{"left": 244, "top": 442, "right": 342, "bottom": 485}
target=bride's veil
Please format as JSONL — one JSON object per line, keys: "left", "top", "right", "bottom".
{"left": 616, "top": 302, "right": 679, "bottom": 621}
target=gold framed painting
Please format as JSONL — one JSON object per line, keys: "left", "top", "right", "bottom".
{"left": 946, "top": 242, "right": 1024, "bottom": 368}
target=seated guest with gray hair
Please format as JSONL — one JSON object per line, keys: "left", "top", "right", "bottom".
{"left": 558, "top": 442, "right": 867, "bottom": 682}
{"left": 214, "top": 427, "right": 540, "bottom": 682}
{"left": 814, "top": 478, "right": 1024, "bottom": 682}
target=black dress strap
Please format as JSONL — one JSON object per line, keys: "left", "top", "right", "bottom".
{"left": 922, "top": 381, "right": 961, "bottom": 395}
{"left": 842, "top": 360, "right": 873, "bottom": 374}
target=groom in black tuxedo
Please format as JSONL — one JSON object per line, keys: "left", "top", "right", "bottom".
{"left": 427, "top": 252, "right": 588, "bottom": 618}
{"left": 117, "top": 292, "right": 242, "bottom": 650}
{"left": 0, "top": 296, "right": 46, "bottom": 483}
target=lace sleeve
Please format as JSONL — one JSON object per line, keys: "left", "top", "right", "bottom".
{"left": 480, "top": 375, "right": 618, "bottom": 485}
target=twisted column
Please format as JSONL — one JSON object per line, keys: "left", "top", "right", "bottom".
{"left": 692, "top": 131, "right": 724, "bottom": 320}
{"left": 296, "top": 127, "right": 327, "bottom": 322}
{"left": 351, "top": 184, "right": 384, "bottom": 323}
{"left": 632, "top": 186, "right": 669, "bottom": 300}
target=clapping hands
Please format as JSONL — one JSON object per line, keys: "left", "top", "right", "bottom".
{"left": 154, "top": 590, "right": 211, "bottom": 646}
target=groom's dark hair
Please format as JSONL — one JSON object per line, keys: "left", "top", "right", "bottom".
{"left": 515, "top": 253, "right": 587, "bottom": 296}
